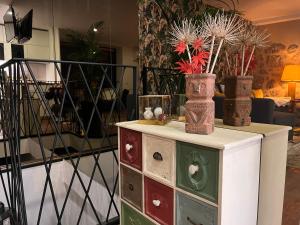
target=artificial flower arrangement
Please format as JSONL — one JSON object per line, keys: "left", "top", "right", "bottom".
{"left": 170, "top": 12, "right": 242, "bottom": 75}
{"left": 169, "top": 12, "right": 242, "bottom": 134}
{"left": 224, "top": 20, "right": 270, "bottom": 77}
{"left": 222, "top": 20, "right": 270, "bottom": 126}
{"left": 170, "top": 19, "right": 209, "bottom": 74}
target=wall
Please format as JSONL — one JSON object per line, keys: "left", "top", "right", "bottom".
{"left": 138, "top": 0, "right": 206, "bottom": 69}
{"left": 255, "top": 19, "right": 300, "bottom": 98}
{"left": 2, "top": 0, "right": 138, "bottom": 49}
{"left": 0, "top": 159, "right": 119, "bottom": 225}
{"left": 0, "top": 24, "right": 61, "bottom": 81}
{"left": 117, "top": 46, "right": 138, "bottom": 93}
{"left": 0, "top": 3, "right": 61, "bottom": 81}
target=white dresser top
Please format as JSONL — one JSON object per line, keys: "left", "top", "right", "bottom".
{"left": 215, "top": 119, "right": 291, "bottom": 137}
{"left": 116, "top": 121, "right": 263, "bottom": 150}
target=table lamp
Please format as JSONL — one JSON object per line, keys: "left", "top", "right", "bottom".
{"left": 281, "top": 65, "right": 300, "bottom": 100}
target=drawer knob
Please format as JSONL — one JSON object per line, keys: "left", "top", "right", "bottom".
{"left": 128, "top": 183, "right": 134, "bottom": 191}
{"left": 153, "top": 152, "right": 163, "bottom": 161}
{"left": 125, "top": 144, "right": 133, "bottom": 152}
{"left": 152, "top": 199, "right": 161, "bottom": 207}
{"left": 187, "top": 216, "right": 202, "bottom": 225}
{"left": 189, "top": 164, "right": 199, "bottom": 175}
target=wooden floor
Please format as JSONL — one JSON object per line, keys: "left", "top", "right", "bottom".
{"left": 283, "top": 167, "right": 300, "bottom": 225}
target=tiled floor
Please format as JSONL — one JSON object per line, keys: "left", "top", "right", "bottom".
{"left": 283, "top": 167, "right": 300, "bottom": 225}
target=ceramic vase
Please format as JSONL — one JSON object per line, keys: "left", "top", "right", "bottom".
{"left": 185, "top": 73, "right": 216, "bottom": 135}
{"left": 143, "top": 107, "right": 154, "bottom": 120}
{"left": 154, "top": 107, "right": 163, "bottom": 119}
{"left": 223, "top": 76, "right": 253, "bottom": 126}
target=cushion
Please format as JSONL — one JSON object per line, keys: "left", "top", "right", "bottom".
{"left": 214, "top": 91, "right": 225, "bottom": 97}
{"left": 265, "top": 97, "right": 291, "bottom": 107}
{"left": 252, "top": 89, "right": 264, "bottom": 98}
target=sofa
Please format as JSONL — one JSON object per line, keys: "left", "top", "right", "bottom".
{"left": 213, "top": 96, "right": 295, "bottom": 140}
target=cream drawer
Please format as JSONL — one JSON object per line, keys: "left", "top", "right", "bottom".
{"left": 143, "top": 134, "right": 175, "bottom": 185}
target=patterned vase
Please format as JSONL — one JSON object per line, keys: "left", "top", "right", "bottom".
{"left": 185, "top": 73, "right": 216, "bottom": 135}
{"left": 223, "top": 76, "right": 253, "bottom": 126}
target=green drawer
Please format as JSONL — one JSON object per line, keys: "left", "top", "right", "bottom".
{"left": 176, "top": 192, "right": 218, "bottom": 225}
{"left": 176, "top": 141, "right": 219, "bottom": 203}
{"left": 121, "top": 202, "right": 155, "bottom": 225}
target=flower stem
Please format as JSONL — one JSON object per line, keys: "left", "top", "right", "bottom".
{"left": 235, "top": 54, "right": 238, "bottom": 76}
{"left": 241, "top": 45, "right": 245, "bottom": 76}
{"left": 243, "top": 46, "right": 255, "bottom": 76}
{"left": 225, "top": 50, "right": 231, "bottom": 75}
{"left": 186, "top": 44, "right": 192, "bottom": 64}
{"left": 210, "top": 38, "right": 224, "bottom": 74}
{"left": 206, "top": 35, "right": 215, "bottom": 73}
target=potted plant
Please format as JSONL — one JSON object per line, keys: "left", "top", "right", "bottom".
{"left": 170, "top": 12, "right": 241, "bottom": 134}
{"left": 223, "top": 21, "right": 269, "bottom": 126}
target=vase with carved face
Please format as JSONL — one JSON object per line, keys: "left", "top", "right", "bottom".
{"left": 223, "top": 76, "right": 253, "bottom": 126}
{"left": 185, "top": 73, "right": 216, "bottom": 135}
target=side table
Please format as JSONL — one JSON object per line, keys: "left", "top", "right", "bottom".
{"left": 290, "top": 99, "right": 300, "bottom": 136}
{"left": 294, "top": 127, "right": 300, "bottom": 136}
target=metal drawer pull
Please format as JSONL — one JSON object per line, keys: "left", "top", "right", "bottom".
{"left": 128, "top": 183, "right": 134, "bottom": 191}
{"left": 153, "top": 152, "right": 163, "bottom": 161}
{"left": 187, "top": 216, "right": 202, "bottom": 225}
{"left": 189, "top": 164, "right": 199, "bottom": 175}
{"left": 152, "top": 199, "right": 161, "bottom": 207}
{"left": 125, "top": 144, "right": 133, "bottom": 152}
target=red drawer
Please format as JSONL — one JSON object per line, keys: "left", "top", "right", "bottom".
{"left": 120, "top": 128, "right": 142, "bottom": 170}
{"left": 144, "top": 177, "right": 174, "bottom": 225}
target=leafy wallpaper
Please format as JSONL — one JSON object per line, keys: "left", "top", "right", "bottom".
{"left": 138, "top": 1, "right": 171, "bottom": 68}
{"left": 252, "top": 19, "right": 300, "bottom": 98}
{"left": 254, "top": 43, "right": 300, "bottom": 97}
{"left": 138, "top": 0, "right": 207, "bottom": 69}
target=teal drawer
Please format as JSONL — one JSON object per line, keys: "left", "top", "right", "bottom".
{"left": 176, "top": 192, "right": 218, "bottom": 225}
{"left": 176, "top": 141, "right": 219, "bottom": 203}
{"left": 121, "top": 202, "right": 155, "bottom": 225}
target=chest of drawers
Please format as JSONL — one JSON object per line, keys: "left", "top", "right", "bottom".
{"left": 117, "top": 121, "right": 264, "bottom": 225}
{"left": 215, "top": 119, "right": 290, "bottom": 225}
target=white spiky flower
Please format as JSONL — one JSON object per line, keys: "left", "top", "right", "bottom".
{"left": 251, "top": 29, "right": 270, "bottom": 47}
{"left": 197, "top": 28, "right": 210, "bottom": 50}
{"left": 240, "top": 26, "right": 270, "bottom": 76}
{"left": 202, "top": 11, "right": 242, "bottom": 44}
{"left": 202, "top": 13, "right": 217, "bottom": 37}
{"left": 169, "top": 19, "right": 200, "bottom": 46}
{"left": 236, "top": 20, "right": 254, "bottom": 45}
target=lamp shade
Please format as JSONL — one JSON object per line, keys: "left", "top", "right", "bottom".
{"left": 281, "top": 65, "right": 300, "bottom": 81}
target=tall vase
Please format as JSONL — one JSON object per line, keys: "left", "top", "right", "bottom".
{"left": 185, "top": 73, "right": 216, "bottom": 135}
{"left": 223, "top": 76, "right": 253, "bottom": 126}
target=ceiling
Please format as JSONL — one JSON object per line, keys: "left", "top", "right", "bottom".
{"left": 0, "top": 0, "right": 299, "bottom": 47}
{"left": 236, "top": 0, "right": 300, "bottom": 25}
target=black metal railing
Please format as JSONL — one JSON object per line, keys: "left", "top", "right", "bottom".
{"left": 0, "top": 58, "right": 138, "bottom": 225}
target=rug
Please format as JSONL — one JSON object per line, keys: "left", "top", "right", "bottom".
{"left": 287, "top": 136, "right": 300, "bottom": 168}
